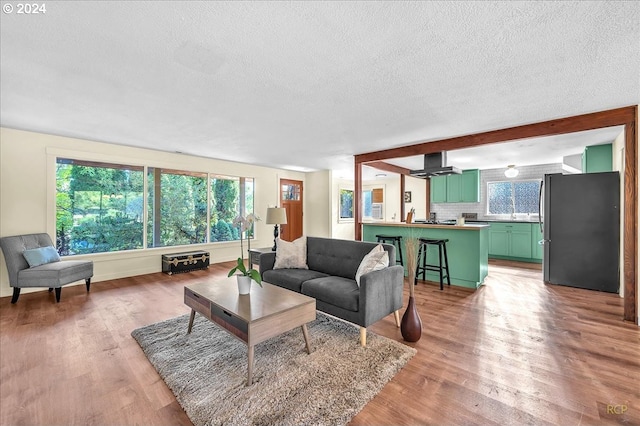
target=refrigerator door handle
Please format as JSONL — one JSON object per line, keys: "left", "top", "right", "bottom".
{"left": 538, "top": 179, "right": 544, "bottom": 234}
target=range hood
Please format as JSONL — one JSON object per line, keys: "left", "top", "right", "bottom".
{"left": 409, "top": 152, "right": 461, "bottom": 178}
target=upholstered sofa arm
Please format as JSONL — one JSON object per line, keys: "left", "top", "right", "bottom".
{"left": 359, "top": 264, "right": 404, "bottom": 327}
{"left": 259, "top": 251, "right": 276, "bottom": 275}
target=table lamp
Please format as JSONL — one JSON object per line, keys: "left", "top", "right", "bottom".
{"left": 266, "top": 207, "right": 287, "bottom": 251}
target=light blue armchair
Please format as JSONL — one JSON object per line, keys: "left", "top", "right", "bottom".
{"left": 0, "top": 233, "right": 93, "bottom": 303}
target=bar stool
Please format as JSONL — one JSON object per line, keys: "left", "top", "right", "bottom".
{"left": 415, "top": 238, "right": 451, "bottom": 290}
{"left": 375, "top": 234, "right": 404, "bottom": 266}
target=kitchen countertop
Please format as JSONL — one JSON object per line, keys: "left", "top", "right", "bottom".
{"left": 464, "top": 219, "right": 541, "bottom": 224}
{"left": 361, "top": 221, "right": 489, "bottom": 230}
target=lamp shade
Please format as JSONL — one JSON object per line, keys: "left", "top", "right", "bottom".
{"left": 504, "top": 165, "right": 519, "bottom": 178}
{"left": 266, "top": 207, "right": 287, "bottom": 225}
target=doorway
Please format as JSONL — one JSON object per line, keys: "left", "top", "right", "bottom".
{"left": 279, "top": 179, "right": 303, "bottom": 241}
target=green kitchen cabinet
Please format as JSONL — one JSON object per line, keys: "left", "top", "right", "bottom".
{"left": 446, "top": 173, "right": 462, "bottom": 202}
{"left": 488, "top": 228, "right": 510, "bottom": 256}
{"left": 488, "top": 222, "right": 533, "bottom": 260}
{"left": 510, "top": 228, "right": 532, "bottom": 258}
{"left": 531, "top": 223, "right": 544, "bottom": 260}
{"left": 430, "top": 175, "right": 447, "bottom": 203}
{"left": 582, "top": 143, "right": 612, "bottom": 173}
{"left": 460, "top": 169, "right": 480, "bottom": 202}
{"left": 432, "top": 169, "right": 479, "bottom": 203}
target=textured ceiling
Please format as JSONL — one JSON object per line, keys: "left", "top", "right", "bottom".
{"left": 1, "top": 1, "right": 638, "bottom": 176}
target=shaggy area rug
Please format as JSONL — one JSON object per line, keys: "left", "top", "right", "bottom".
{"left": 132, "top": 312, "right": 416, "bottom": 426}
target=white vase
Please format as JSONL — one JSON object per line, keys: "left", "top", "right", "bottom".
{"left": 237, "top": 275, "right": 252, "bottom": 295}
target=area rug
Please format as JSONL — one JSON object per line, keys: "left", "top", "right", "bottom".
{"left": 132, "top": 312, "right": 416, "bottom": 426}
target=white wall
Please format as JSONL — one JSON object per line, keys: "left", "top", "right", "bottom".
{"left": 404, "top": 176, "right": 428, "bottom": 220}
{"left": 305, "top": 170, "right": 331, "bottom": 237}
{"left": 0, "top": 127, "right": 307, "bottom": 298}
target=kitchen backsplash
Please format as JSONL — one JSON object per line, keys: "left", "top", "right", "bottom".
{"left": 431, "top": 163, "right": 563, "bottom": 221}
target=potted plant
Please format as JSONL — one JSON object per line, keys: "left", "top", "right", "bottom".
{"left": 228, "top": 214, "right": 263, "bottom": 294}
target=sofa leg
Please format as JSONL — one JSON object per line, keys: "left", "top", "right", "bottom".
{"left": 360, "top": 327, "right": 367, "bottom": 347}
{"left": 394, "top": 310, "right": 401, "bottom": 327}
{"left": 10, "top": 288, "right": 20, "bottom": 304}
{"left": 48, "top": 288, "right": 53, "bottom": 292}
{"left": 85, "top": 278, "right": 91, "bottom": 292}
{"left": 54, "top": 288, "right": 61, "bottom": 303}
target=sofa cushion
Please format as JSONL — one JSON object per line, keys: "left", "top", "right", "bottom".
{"left": 274, "top": 236, "right": 308, "bottom": 270}
{"left": 18, "top": 260, "right": 93, "bottom": 288}
{"left": 355, "top": 244, "right": 389, "bottom": 286}
{"left": 301, "top": 276, "right": 359, "bottom": 312}
{"left": 22, "top": 246, "right": 60, "bottom": 268}
{"left": 263, "top": 268, "right": 328, "bottom": 293}
{"left": 307, "top": 237, "right": 394, "bottom": 279}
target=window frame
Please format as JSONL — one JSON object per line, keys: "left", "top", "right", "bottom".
{"left": 362, "top": 184, "right": 385, "bottom": 221}
{"left": 54, "top": 153, "right": 256, "bottom": 256}
{"left": 338, "top": 187, "right": 354, "bottom": 223}
{"left": 486, "top": 179, "right": 541, "bottom": 217}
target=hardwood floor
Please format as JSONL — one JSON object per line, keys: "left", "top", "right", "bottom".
{"left": 1, "top": 260, "right": 638, "bottom": 425}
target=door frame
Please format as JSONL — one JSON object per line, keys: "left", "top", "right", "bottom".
{"left": 279, "top": 178, "right": 303, "bottom": 242}
{"left": 354, "top": 105, "right": 638, "bottom": 323}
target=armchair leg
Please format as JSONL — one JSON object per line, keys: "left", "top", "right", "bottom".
{"left": 85, "top": 278, "right": 91, "bottom": 292}
{"left": 394, "top": 310, "right": 401, "bottom": 327}
{"left": 360, "top": 327, "right": 367, "bottom": 347}
{"left": 48, "top": 288, "right": 53, "bottom": 292}
{"left": 10, "top": 288, "right": 20, "bottom": 304}
{"left": 54, "top": 288, "right": 61, "bottom": 303}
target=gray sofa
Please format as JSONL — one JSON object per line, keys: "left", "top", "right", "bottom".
{"left": 259, "top": 236, "right": 404, "bottom": 346}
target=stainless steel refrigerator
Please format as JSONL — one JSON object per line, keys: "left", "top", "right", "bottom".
{"left": 541, "top": 172, "right": 620, "bottom": 293}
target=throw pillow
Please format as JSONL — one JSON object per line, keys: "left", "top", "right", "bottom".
{"left": 274, "top": 236, "right": 309, "bottom": 269}
{"left": 22, "top": 246, "right": 61, "bottom": 268}
{"left": 355, "top": 244, "right": 389, "bottom": 286}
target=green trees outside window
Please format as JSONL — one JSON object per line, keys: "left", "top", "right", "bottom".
{"left": 147, "top": 168, "right": 208, "bottom": 247}
{"left": 56, "top": 159, "right": 144, "bottom": 255}
{"left": 56, "top": 158, "right": 255, "bottom": 256}
{"left": 210, "top": 175, "right": 255, "bottom": 242}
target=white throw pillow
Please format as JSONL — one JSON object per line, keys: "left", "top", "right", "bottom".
{"left": 273, "top": 236, "right": 309, "bottom": 269}
{"left": 355, "top": 244, "right": 389, "bottom": 286}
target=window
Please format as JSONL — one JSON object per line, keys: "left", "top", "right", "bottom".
{"left": 487, "top": 180, "right": 541, "bottom": 215}
{"left": 339, "top": 189, "right": 354, "bottom": 221}
{"left": 362, "top": 186, "right": 384, "bottom": 220}
{"left": 210, "top": 175, "right": 254, "bottom": 242}
{"left": 56, "top": 158, "right": 256, "bottom": 255}
{"left": 56, "top": 159, "right": 144, "bottom": 255}
{"left": 147, "top": 168, "right": 208, "bottom": 247}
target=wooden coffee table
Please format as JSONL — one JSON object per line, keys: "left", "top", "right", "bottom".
{"left": 184, "top": 277, "right": 316, "bottom": 385}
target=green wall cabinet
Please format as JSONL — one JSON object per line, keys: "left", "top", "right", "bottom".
{"left": 431, "top": 169, "right": 479, "bottom": 203}
{"left": 460, "top": 169, "right": 480, "bottom": 202}
{"left": 488, "top": 222, "right": 533, "bottom": 260}
{"left": 430, "top": 176, "right": 447, "bottom": 203}
{"left": 582, "top": 143, "right": 612, "bottom": 173}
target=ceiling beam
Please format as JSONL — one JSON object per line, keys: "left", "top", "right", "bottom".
{"left": 364, "top": 161, "right": 411, "bottom": 175}
{"left": 355, "top": 106, "right": 636, "bottom": 163}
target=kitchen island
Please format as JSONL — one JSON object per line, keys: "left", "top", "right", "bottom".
{"left": 361, "top": 222, "right": 489, "bottom": 289}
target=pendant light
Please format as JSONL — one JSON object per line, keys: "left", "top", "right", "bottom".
{"left": 504, "top": 165, "right": 519, "bottom": 178}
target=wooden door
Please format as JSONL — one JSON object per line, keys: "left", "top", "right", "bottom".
{"left": 280, "top": 179, "right": 303, "bottom": 242}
